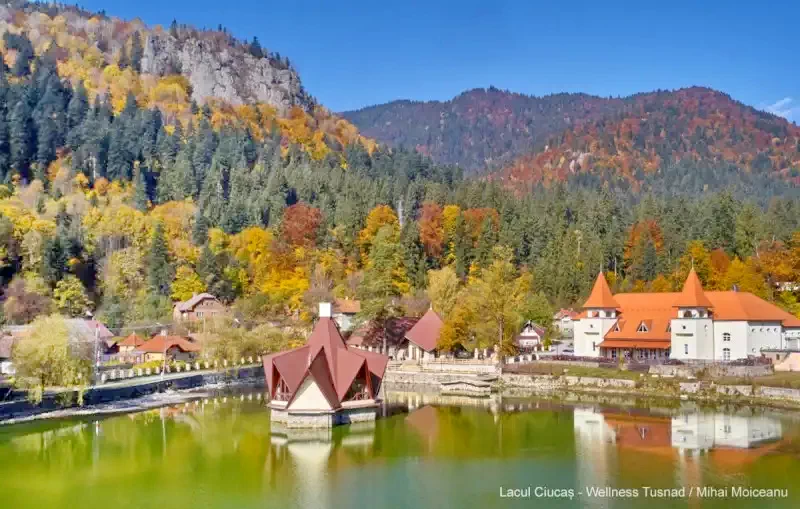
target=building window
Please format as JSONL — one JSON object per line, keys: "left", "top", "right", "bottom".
{"left": 592, "top": 342, "right": 596, "bottom": 351}
{"left": 684, "top": 344, "right": 688, "bottom": 355}
{"left": 666, "top": 324, "right": 671, "bottom": 333}
{"left": 682, "top": 310, "right": 692, "bottom": 318}
{"left": 723, "top": 333, "right": 730, "bottom": 342}
{"left": 722, "top": 348, "right": 731, "bottom": 361}
{"left": 637, "top": 322, "right": 649, "bottom": 333}
{"left": 723, "top": 425, "right": 731, "bottom": 434}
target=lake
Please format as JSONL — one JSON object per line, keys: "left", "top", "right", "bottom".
{"left": 0, "top": 387, "right": 798, "bottom": 509}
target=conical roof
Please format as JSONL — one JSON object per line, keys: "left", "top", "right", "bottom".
{"left": 673, "top": 268, "right": 713, "bottom": 308}
{"left": 583, "top": 272, "right": 620, "bottom": 309}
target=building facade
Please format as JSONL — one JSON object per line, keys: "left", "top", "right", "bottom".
{"left": 574, "top": 270, "right": 800, "bottom": 362}
{"left": 173, "top": 293, "right": 226, "bottom": 321}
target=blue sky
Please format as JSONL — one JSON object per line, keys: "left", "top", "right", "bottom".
{"left": 82, "top": 0, "right": 799, "bottom": 121}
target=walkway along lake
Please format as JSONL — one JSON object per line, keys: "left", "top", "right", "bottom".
{"left": 0, "top": 387, "right": 798, "bottom": 509}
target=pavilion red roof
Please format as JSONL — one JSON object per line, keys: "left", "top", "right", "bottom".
{"left": 404, "top": 309, "right": 444, "bottom": 352}
{"left": 263, "top": 317, "right": 389, "bottom": 408}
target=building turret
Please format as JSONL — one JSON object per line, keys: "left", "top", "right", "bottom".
{"left": 670, "top": 268, "right": 714, "bottom": 360}
{"left": 574, "top": 273, "right": 620, "bottom": 357}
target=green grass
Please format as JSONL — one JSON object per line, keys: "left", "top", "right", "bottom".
{"left": 716, "top": 372, "right": 800, "bottom": 390}
{"left": 506, "top": 362, "right": 644, "bottom": 380}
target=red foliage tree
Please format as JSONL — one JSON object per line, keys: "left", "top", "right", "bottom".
{"left": 418, "top": 202, "right": 444, "bottom": 258}
{"left": 281, "top": 203, "right": 322, "bottom": 247}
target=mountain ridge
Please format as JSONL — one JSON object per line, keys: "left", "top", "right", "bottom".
{"left": 343, "top": 86, "right": 800, "bottom": 188}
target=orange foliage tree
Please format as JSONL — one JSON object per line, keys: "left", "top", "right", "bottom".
{"left": 418, "top": 202, "right": 444, "bottom": 258}
{"left": 281, "top": 203, "right": 322, "bottom": 247}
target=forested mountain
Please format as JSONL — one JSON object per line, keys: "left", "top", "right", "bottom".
{"left": 0, "top": 0, "right": 798, "bottom": 340}
{"left": 343, "top": 87, "right": 623, "bottom": 172}
{"left": 494, "top": 87, "right": 800, "bottom": 193}
{"left": 344, "top": 87, "right": 800, "bottom": 195}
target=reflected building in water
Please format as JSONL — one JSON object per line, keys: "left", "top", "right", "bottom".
{"left": 671, "top": 413, "right": 782, "bottom": 452}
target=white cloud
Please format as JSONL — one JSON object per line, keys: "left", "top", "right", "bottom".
{"left": 763, "top": 97, "right": 800, "bottom": 122}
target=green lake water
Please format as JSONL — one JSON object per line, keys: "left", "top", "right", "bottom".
{"left": 0, "top": 388, "right": 799, "bottom": 509}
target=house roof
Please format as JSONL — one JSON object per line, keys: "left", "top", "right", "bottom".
{"left": 673, "top": 268, "right": 713, "bottom": 308}
{"left": 333, "top": 298, "right": 361, "bottom": 314}
{"left": 345, "top": 317, "right": 418, "bottom": 348}
{"left": 554, "top": 308, "right": 579, "bottom": 320}
{"left": 263, "top": 317, "right": 389, "bottom": 409}
{"left": 136, "top": 335, "right": 200, "bottom": 353}
{"left": 589, "top": 288, "right": 800, "bottom": 348}
{"left": 118, "top": 333, "right": 146, "bottom": 348}
{"left": 175, "top": 293, "right": 219, "bottom": 312}
{"left": 404, "top": 309, "right": 444, "bottom": 352}
{"left": 583, "top": 273, "right": 620, "bottom": 309}
{"left": 516, "top": 321, "right": 546, "bottom": 341}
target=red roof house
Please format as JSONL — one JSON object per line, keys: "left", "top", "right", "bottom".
{"left": 405, "top": 309, "right": 444, "bottom": 353}
{"left": 264, "top": 303, "right": 389, "bottom": 428}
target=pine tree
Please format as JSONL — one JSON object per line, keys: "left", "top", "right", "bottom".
{"left": 400, "top": 222, "right": 426, "bottom": 290}
{"left": 147, "top": 222, "right": 174, "bottom": 296}
{"left": 453, "top": 214, "right": 471, "bottom": 279}
{"left": 9, "top": 98, "right": 34, "bottom": 182}
{"left": 474, "top": 216, "right": 499, "bottom": 268}
{"left": 249, "top": 37, "right": 264, "bottom": 58}
{"left": 41, "top": 236, "right": 67, "bottom": 286}
{"left": 133, "top": 168, "right": 149, "bottom": 211}
{"left": 192, "top": 209, "right": 209, "bottom": 245}
{"left": 66, "top": 82, "right": 89, "bottom": 132}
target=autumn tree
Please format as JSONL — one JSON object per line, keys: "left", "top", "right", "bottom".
{"left": 53, "top": 275, "right": 93, "bottom": 317}
{"left": 12, "top": 315, "right": 88, "bottom": 403}
{"left": 426, "top": 266, "right": 460, "bottom": 318}
{"left": 281, "top": 202, "right": 322, "bottom": 247}
{"left": 419, "top": 201, "right": 445, "bottom": 259}
{"left": 171, "top": 265, "right": 206, "bottom": 301}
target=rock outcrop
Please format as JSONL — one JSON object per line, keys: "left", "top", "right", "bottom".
{"left": 141, "top": 33, "right": 312, "bottom": 114}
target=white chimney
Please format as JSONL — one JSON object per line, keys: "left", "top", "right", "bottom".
{"left": 319, "top": 302, "right": 332, "bottom": 318}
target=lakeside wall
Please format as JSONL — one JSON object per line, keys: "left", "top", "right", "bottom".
{"left": 384, "top": 369, "right": 800, "bottom": 407}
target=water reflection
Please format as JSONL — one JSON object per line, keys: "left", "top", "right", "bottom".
{"left": 0, "top": 388, "right": 797, "bottom": 509}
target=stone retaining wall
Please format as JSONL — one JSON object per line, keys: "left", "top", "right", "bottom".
{"left": 649, "top": 364, "right": 773, "bottom": 378}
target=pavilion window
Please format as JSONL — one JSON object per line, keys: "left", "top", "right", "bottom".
{"left": 274, "top": 378, "right": 291, "bottom": 401}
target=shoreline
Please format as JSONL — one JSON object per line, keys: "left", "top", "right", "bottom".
{"left": 4, "top": 368, "right": 800, "bottom": 427}
{"left": 0, "top": 379, "right": 264, "bottom": 427}
{"left": 384, "top": 370, "right": 800, "bottom": 411}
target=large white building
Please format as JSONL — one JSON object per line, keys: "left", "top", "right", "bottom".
{"left": 573, "top": 269, "right": 800, "bottom": 361}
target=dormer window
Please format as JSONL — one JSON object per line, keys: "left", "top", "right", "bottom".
{"left": 667, "top": 324, "right": 671, "bottom": 333}
{"left": 613, "top": 323, "right": 621, "bottom": 333}
{"left": 637, "top": 322, "right": 649, "bottom": 333}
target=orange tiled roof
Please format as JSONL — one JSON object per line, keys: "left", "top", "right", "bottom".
{"left": 590, "top": 290, "right": 800, "bottom": 347}
{"left": 118, "top": 333, "right": 145, "bottom": 348}
{"left": 137, "top": 335, "right": 200, "bottom": 353}
{"left": 583, "top": 272, "right": 620, "bottom": 309}
{"left": 333, "top": 298, "right": 361, "bottom": 314}
{"left": 673, "top": 268, "right": 713, "bottom": 308}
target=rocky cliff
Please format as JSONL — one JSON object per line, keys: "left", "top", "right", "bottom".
{"left": 141, "top": 32, "right": 312, "bottom": 113}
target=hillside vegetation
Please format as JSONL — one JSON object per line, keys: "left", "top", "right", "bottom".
{"left": 0, "top": 1, "right": 797, "bottom": 344}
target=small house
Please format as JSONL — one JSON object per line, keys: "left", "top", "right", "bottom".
{"left": 134, "top": 333, "right": 200, "bottom": 362}
{"left": 516, "top": 321, "right": 546, "bottom": 351}
{"left": 552, "top": 308, "right": 578, "bottom": 338}
{"left": 333, "top": 298, "right": 361, "bottom": 332}
{"left": 173, "top": 293, "right": 226, "bottom": 322}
